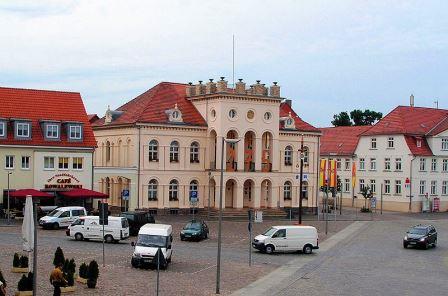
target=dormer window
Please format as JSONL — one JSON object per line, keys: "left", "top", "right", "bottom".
{"left": 416, "top": 138, "right": 422, "bottom": 148}
{"left": 283, "top": 112, "right": 295, "bottom": 129}
{"left": 172, "top": 111, "right": 180, "bottom": 119}
{"left": 16, "top": 122, "right": 31, "bottom": 138}
{"left": 46, "top": 124, "right": 59, "bottom": 139}
{"left": 0, "top": 121, "right": 5, "bottom": 137}
{"left": 69, "top": 125, "right": 82, "bottom": 140}
{"left": 166, "top": 103, "right": 183, "bottom": 123}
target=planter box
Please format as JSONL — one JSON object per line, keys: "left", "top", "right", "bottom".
{"left": 61, "top": 286, "right": 76, "bottom": 293}
{"left": 12, "top": 267, "right": 29, "bottom": 273}
{"left": 15, "top": 291, "right": 33, "bottom": 296}
{"left": 76, "top": 276, "right": 88, "bottom": 284}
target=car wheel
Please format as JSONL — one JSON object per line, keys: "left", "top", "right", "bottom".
{"left": 303, "top": 244, "right": 313, "bottom": 255}
{"left": 433, "top": 239, "right": 437, "bottom": 248}
{"left": 205, "top": 232, "right": 208, "bottom": 239}
{"left": 180, "top": 236, "right": 185, "bottom": 241}
{"left": 105, "top": 235, "right": 114, "bottom": 243}
{"left": 131, "top": 259, "right": 139, "bottom": 268}
{"left": 52, "top": 223, "right": 59, "bottom": 230}
{"left": 265, "top": 244, "right": 275, "bottom": 254}
{"left": 403, "top": 242, "right": 408, "bottom": 248}
{"left": 425, "top": 242, "right": 429, "bottom": 250}
{"left": 74, "top": 233, "right": 83, "bottom": 241}
{"left": 167, "top": 256, "right": 171, "bottom": 263}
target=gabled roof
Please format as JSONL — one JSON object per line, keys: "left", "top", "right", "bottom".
{"left": 88, "top": 114, "right": 99, "bottom": 124}
{"left": 0, "top": 87, "right": 96, "bottom": 148}
{"left": 93, "top": 82, "right": 207, "bottom": 127}
{"left": 404, "top": 136, "right": 433, "bottom": 156}
{"left": 362, "top": 106, "right": 448, "bottom": 136}
{"left": 426, "top": 116, "right": 448, "bottom": 136}
{"left": 279, "top": 103, "right": 320, "bottom": 133}
{"left": 319, "top": 126, "right": 372, "bottom": 156}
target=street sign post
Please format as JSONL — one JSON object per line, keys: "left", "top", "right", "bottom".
{"left": 248, "top": 210, "right": 253, "bottom": 267}
{"left": 122, "top": 189, "right": 130, "bottom": 211}
{"left": 190, "top": 191, "right": 198, "bottom": 220}
{"left": 254, "top": 211, "right": 263, "bottom": 223}
{"left": 152, "top": 248, "right": 167, "bottom": 296}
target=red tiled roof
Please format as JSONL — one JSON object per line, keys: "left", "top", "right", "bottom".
{"left": 319, "top": 126, "right": 372, "bottom": 156}
{"left": 93, "top": 82, "right": 207, "bottom": 127}
{"left": 404, "top": 135, "right": 433, "bottom": 156}
{"left": 362, "top": 106, "right": 448, "bottom": 136}
{"left": 88, "top": 114, "right": 99, "bottom": 124}
{"left": 426, "top": 116, "right": 448, "bottom": 136}
{"left": 0, "top": 87, "right": 96, "bottom": 148}
{"left": 279, "top": 103, "right": 320, "bottom": 133}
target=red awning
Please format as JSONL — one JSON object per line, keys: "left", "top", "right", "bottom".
{"left": 59, "top": 188, "right": 109, "bottom": 199}
{"left": 9, "top": 189, "right": 53, "bottom": 198}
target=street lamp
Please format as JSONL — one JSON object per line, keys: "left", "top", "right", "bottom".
{"left": 208, "top": 171, "right": 212, "bottom": 220}
{"left": 7, "top": 171, "right": 12, "bottom": 225}
{"left": 216, "top": 137, "right": 240, "bottom": 294}
{"left": 298, "top": 135, "right": 305, "bottom": 225}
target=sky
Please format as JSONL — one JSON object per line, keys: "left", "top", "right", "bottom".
{"left": 0, "top": 0, "right": 447, "bottom": 127}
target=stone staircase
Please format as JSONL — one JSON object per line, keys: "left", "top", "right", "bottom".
{"left": 198, "top": 208, "right": 288, "bottom": 220}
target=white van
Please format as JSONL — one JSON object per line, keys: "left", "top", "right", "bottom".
{"left": 67, "top": 216, "right": 129, "bottom": 243}
{"left": 252, "top": 225, "right": 319, "bottom": 254}
{"left": 39, "top": 206, "right": 87, "bottom": 229}
{"left": 131, "top": 224, "right": 173, "bottom": 268}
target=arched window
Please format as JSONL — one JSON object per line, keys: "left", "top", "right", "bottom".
{"left": 302, "top": 181, "right": 309, "bottom": 199}
{"left": 190, "top": 142, "right": 200, "bottom": 163}
{"left": 189, "top": 180, "right": 198, "bottom": 201}
{"left": 170, "top": 141, "right": 179, "bottom": 162}
{"left": 169, "top": 179, "right": 179, "bottom": 201}
{"left": 148, "top": 179, "right": 158, "bottom": 201}
{"left": 106, "top": 141, "right": 111, "bottom": 162}
{"left": 149, "top": 140, "right": 158, "bottom": 162}
{"left": 284, "top": 146, "right": 293, "bottom": 166}
{"left": 303, "top": 147, "right": 309, "bottom": 164}
{"left": 284, "top": 181, "right": 292, "bottom": 200}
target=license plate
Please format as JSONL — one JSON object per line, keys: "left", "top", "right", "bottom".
{"left": 143, "top": 259, "right": 151, "bottom": 263}
{"left": 185, "top": 235, "right": 190, "bottom": 237}
{"left": 409, "top": 242, "right": 416, "bottom": 245}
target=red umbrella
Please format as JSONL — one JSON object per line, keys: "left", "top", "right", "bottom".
{"left": 9, "top": 189, "right": 53, "bottom": 198}
{"left": 59, "top": 188, "right": 109, "bottom": 199}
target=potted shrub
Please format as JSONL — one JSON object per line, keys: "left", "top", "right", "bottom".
{"left": 86, "top": 260, "right": 99, "bottom": 289}
{"left": 53, "top": 247, "right": 65, "bottom": 267}
{"left": 76, "top": 263, "right": 88, "bottom": 284}
{"left": 12, "top": 253, "right": 29, "bottom": 273}
{"left": 15, "top": 272, "right": 33, "bottom": 296}
{"left": 61, "top": 258, "right": 76, "bottom": 293}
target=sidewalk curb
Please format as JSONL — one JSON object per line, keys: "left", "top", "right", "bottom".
{"left": 231, "top": 221, "right": 368, "bottom": 296}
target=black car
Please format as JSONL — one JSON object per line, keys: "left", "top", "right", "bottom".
{"left": 180, "top": 220, "right": 209, "bottom": 241}
{"left": 403, "top": 224, "right": 437, "bottom": 249}
{"left": 120, "top": 211, "right": 155, "bottom": 236}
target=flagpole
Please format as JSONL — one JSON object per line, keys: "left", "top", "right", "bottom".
{"left": 32, "top": 197, "right": 38, "bottom": 296}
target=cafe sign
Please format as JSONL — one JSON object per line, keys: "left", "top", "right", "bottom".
{"left": 45, "top": 173, "right": 83, "bottom": 189}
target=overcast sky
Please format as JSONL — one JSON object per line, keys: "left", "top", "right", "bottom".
{"left": 1, "top": 0, "right": 447, "bottom": 126}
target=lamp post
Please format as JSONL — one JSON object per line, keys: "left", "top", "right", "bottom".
{"left": 216, "top": 136, "right": 240, "bottom": 294}
{"left": 208, "top": 171, "right": 212, "bottom": 220}
{"left": 298, "top": 135, "right": 305, "bottom": 225}
{"left": 7, "top": 171, "right": 12, "bottom": 225}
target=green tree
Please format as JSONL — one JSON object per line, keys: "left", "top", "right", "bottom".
{"left": 53, "top": 247, "right": 65, "bottom": 267}
{"left": 350, "top": 109, "right": 382, "bottom": 126}
{"left": 331, "top": 112, "right": 352, "bottom": 126}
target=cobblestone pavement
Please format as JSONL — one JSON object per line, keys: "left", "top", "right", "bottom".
{"left": 0, "top": 216, "right": 351, "bottom": 296}
{"left": 271, "top": 218, "right": 448, "bottom": 296}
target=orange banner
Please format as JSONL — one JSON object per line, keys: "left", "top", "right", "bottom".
{"left": 319, "top": 159, "right": 327, "bottom": 187}
{"left": 329, "top": 159, "right": 337, "bottom": 188}
{"left": 351, "top": 162, "right": 357, "bottom": 189}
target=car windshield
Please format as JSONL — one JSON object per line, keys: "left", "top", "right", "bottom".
{"left": 47, "top": 210, "right": 62, "bottom": 217}
{"left": 136, "top": 234, "right": 167, "bottom": 248}
{"left": 409, "top": 228, "right": 427, "bottom": 235}
{"left": 184, "top": 222, "right": 201, "bottom": 230}
{"left": 262, "top": 227, "right": 278, "bottom": 236}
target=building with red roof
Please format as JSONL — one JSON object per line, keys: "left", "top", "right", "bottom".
{"left": 92, "top": 79, "right": 321, "bottom": 214}
{"left": 0, "top": 87, "right": 96, "bottom": 209}
{"left": 320, "top": 100, "right": 448, "bottom": 213}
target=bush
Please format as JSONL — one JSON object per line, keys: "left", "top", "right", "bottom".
{"left": 17, "top": 272, "right": 33, "bottom": 291}
{"left": 66, "top": 271, "right": 75, "bottom": 287}
{"left": 79, "top": 263, "right": 88, "bottom": 279}
{"left": 13, "top": 253, "right": 20, "bottom": 267}
{"left": 62, "top": 258, "right": 76, "bottom": 286}
{"left": 87, "top": 260, "right": 99, "bottom": 281}
{"left": 360, "top": 206, "right": 371, "bottom": 213}
{"left": 19, "top": 255, "right": 29, "bottom": 268}
{"left": 53, "top": 247, "right": 65, "bottom": 267}
{"left": 87, "top": 278, "right": 97, "bottom": 289}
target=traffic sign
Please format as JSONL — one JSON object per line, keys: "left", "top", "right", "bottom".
{"left": 122, "top": 189, "right": 130, "bottom": 201}
{"left": 254, "top": 211, "right": 263, "bottom": 223}
{"left": 370, "top": 197, "right": 376, "bottom": 209}
{"left": 190, "top": 190, "right": 198, "bottom": 202}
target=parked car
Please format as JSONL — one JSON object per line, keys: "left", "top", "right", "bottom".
{"left": 131, "top": 224, "right": 173, "bottom": 269}
{"left": 180, "top": 220, "right": 209, "bottom": 241}
{"left": 252, "top": 225, "right": 319, "bottom": 254}
{"left": 66, "top": 216, "right": 129, "bottom": 243}
{"left": 403, "top": 224, "right": 437, "bottom": 249}
{"left": 120, "top": 211, "right": 155, "bottom": 236}
{"left": 39, "top": 206, "right": 87, "bottom": 229}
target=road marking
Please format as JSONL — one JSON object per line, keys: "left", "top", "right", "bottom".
{"left": 192, "top": 264, "right": 217, "bottom": 274}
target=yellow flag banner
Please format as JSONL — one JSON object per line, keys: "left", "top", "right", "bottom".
{"left": 329, "top": 159, "right": 337, "bottom": 188}
{"left": 319, "top": 159, "right": 327, "bottom": 187}
{"left": 351, "top": 161, "right": 357, "bottom": 189}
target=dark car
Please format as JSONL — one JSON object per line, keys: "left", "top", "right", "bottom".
{"left": 403, "top": 224, "right": 437, "bottom": 249}
{"left": 180, "top": 220, "right": 209, "bottom": 241}
{"left": 120, "top": 211, "right": 155, "bottom": 236}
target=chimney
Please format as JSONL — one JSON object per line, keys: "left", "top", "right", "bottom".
{"left": 235, "top": 78, "right": 246, "bottom": 94}
{"left": 410, "top": 94, "right": 414, "bottom": 107}
{"left": 284, "top": 99, "right": 292, "bottom": 107}
{"left": 206, "top": 79, "right": 217, "bottom": 94}
{"left": 270, "top": 82, "right": 281, "bottom": 97}
{"left": 252, "top": 80, "right": 266, "bottom": 95}
{"left": 195, "top": 80, "right": 205, "bottom": 95}
{"left": 186, "top": 82, "right": 195, "bottom": 97}
{"left": 216, "top": 77, "right": 228, "bottom": 92}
